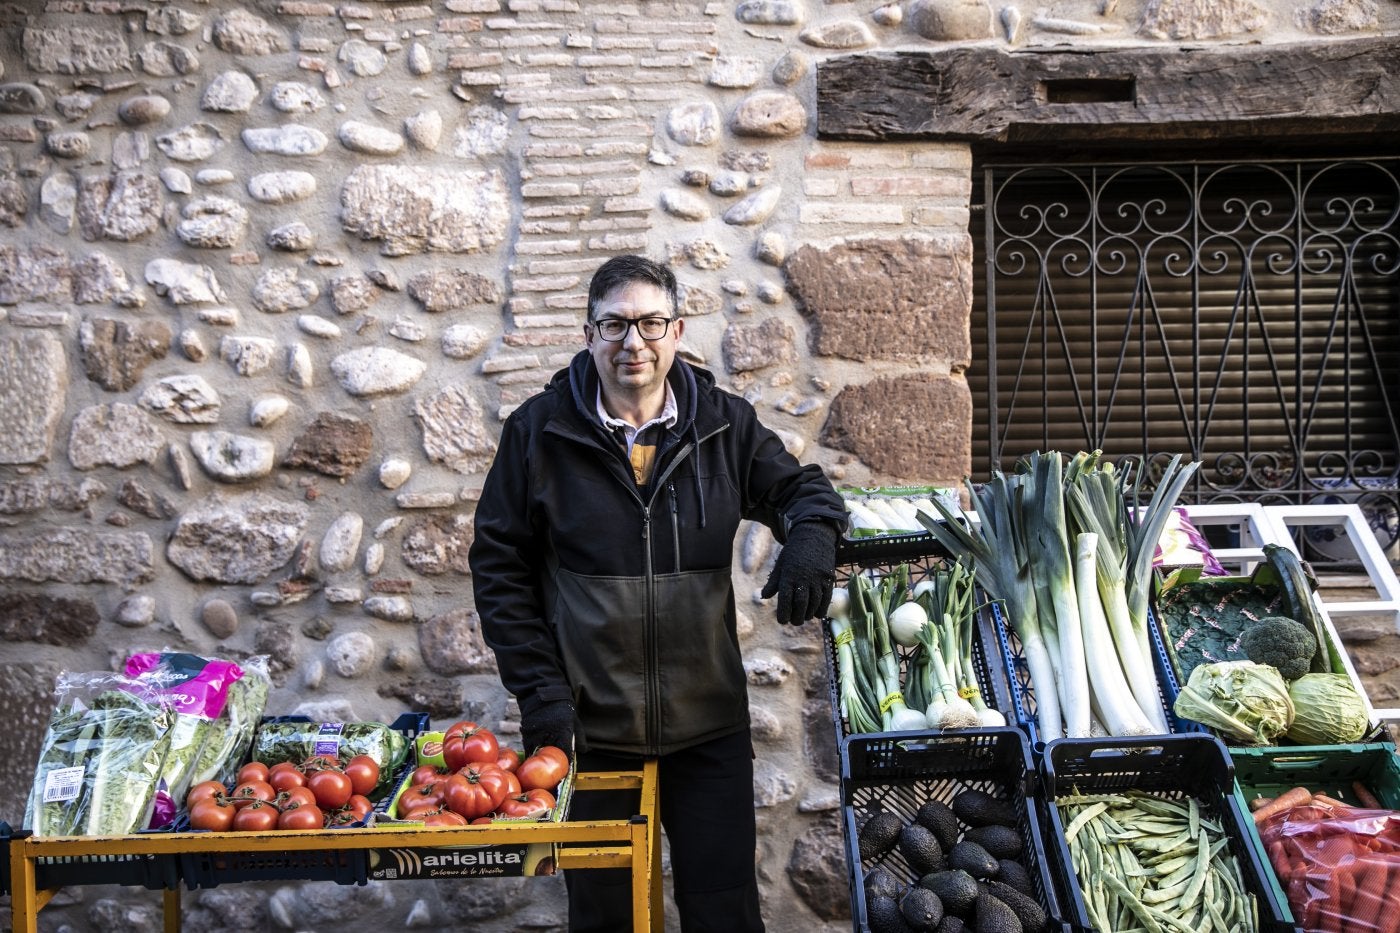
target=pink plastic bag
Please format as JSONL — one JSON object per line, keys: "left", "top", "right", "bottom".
{"left": 1257, "top": 800, "right": 1400, "bottom": 933}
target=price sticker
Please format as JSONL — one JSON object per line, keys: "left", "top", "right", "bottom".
{"left": 314, "top": 722, "right": 346, "bottom": 757}
{"left": 43, "top": 766, "right": 85, "bottom": 803}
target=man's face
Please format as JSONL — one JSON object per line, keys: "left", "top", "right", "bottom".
{"left": 585, "top": 281, "right": 684, "bottom": 401}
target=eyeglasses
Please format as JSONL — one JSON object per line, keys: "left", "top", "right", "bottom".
{"left": 590, "top": 316, "right": 674, "bottom": 342}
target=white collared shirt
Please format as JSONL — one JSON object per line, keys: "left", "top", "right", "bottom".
{"left": 595, "top": 384, "right": 677, "bottom": 458}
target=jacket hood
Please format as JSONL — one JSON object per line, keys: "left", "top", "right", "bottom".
{"left": 558, "top": 349, "right": 707, "bottom": 436}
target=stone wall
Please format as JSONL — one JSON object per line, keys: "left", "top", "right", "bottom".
{"left": 0, "top": 0, "right": 1397, "bottom": 930}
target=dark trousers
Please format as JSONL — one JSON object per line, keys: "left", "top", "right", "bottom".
{"left": 565, "top": 729, "right": 765, "bottom": 933}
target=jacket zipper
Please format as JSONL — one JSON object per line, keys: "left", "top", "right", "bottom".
{"left": 667, "top": 483, "right": 680, "bottom": 571}
{"left": 641, "top": 504, "right": 659, "bottom": 752}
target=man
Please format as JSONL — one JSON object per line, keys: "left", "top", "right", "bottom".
{"left": 469, "top": 255, "right": 846, "bottom": 931}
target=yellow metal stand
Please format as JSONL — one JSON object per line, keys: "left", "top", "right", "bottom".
{"left": 9, "top": 762, "right": 662, "bottom": 933}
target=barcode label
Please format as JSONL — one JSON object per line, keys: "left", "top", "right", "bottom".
{"left": 43, "top": 766, "right": 84, "bottom": 802}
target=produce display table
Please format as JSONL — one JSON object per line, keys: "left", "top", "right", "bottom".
{"left": 7, "top": 763, "right": 662, "bottom": 933}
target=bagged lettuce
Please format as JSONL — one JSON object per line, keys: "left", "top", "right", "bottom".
{"left": 185, "top": 655, "right": 271, "bottom": 791}
{"left": 24, "top": 673, "right": 175, "bottom": 836}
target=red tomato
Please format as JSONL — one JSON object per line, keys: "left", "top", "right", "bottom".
{"left": 470, "top": 816, "right": 494, "bottom": 825}
{"left": 269, "top": 760, "right": 300, "bottom": 774}
{"left": 277, "top": 803, "right": 325, "bottom": 830}
{"left": 516, "top": 753, "right": 569, "bottom": 792}
{"left": 237, "top": 761, "right": 271, "bottom": 785}
{"left": 301, "top": 754, "right": 339, "bottom": 774}
{"left": 422, "top": 808, "right": 470, "bottom": 827}
{"left": 269, "top": 767, "right": 308, "bottom": 793}
{"left": 344, "top": 794, "right": 373, "bottom": 821}
{"left": 325, "top": 808, "right": 360, "bottom": 828}
{"left": 230, "top": 779, "right": 276, "bottom": 809}
{"left": 232, "top": 799, "right": 280, "bottom": 832}
{"left": 497, "top": 792, "right": 552, "bottom": 819}
{"left": 343, "top": 755, "right": 380, "bottom": 797}
{"left": 524, "top": 787, "right": 557, "bottom": 808}
{"left": 535, "top": 745, "right": 570, "bottom": 770}
{"left": 396, "top": 781, "right": 445, "bottom": 817}
{"left": 495, "top": 748, "right": 521, "bottom": 773}
{"left": 188, "top": 797, "right": 236, "bottom": 832}
{"left": 410, "top": 764, "right": 444, "bottom": 786}
{"left": 276, "top": 786, "right": 317, "bottom": 810}
{"left": 442, "top": 721, "right": 500, "bottom": 771}
{"left": 307, "top": 769, "right": 353, "bottom": 810}
{"left": 444, "top": 764, "right": 516, "bottom": 820}
{"left": 186, "top": 780, "right": 227, "bottom": 808}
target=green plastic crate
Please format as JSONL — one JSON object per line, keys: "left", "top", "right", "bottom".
{"left": 1230, "top": 742, "right": 1400, "bottom": 928}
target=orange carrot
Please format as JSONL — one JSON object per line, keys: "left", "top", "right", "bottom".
{"left": 1354, "top": 780, "right": 1383, "bottom": 809}
{"left": 1250, "top": 795, "right": 1274, "bottom": 811}
{"left": 1312, "top": 793, "right": 1352, "bottom": 811}
{"left": 1253, "top": 785, "right": 1314, "bottom": 823}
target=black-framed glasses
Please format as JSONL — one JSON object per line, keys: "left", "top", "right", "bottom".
{"left": 590, "top": 316, "right": 674, "bottom": 342}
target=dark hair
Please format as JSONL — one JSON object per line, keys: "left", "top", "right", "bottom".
{"left": 587, "top": 255, "right": 679, "bottom": 322}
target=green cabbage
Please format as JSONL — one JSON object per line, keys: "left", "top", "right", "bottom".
{"left": 1173, "top": 660, "right": 1295, "bottom": 745}
{"left": 1285, "top": 673, "right": 1369, "bottom": 745}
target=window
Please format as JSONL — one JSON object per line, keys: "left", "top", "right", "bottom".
{"left": 970, "top": 158, "right": 1400, "bottom": 551}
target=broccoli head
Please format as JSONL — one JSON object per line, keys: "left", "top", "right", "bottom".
{"left": 1238, "top": 615, "right": 1318, "bottom": 681}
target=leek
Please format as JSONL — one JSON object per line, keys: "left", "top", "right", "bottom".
{"left": 917, "top": 473, "right": 1063, "bottom": 740}
{"left": 1074, "top": 532, "right": 1154, "bottom": 736}
{"left": 1021, "top": 451, "right": 1091, "bottom": 737}
{"left": 1065, "top": 458, "right": 1170, "bottom": 732}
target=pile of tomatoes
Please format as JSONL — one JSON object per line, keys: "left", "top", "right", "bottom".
{"left": 393, "top": 720, "right": 570, "bottom": 827}
{"left": 185, "top": 753, "right": 382, "bottom": 832}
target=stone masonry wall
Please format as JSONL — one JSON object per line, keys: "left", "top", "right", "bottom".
{"left": 0, "top": 0, "right": 1397, "bottom": 930}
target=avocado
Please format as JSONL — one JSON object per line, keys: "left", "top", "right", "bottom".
{"left": 935, "top": 917, "right": 966, "bottom": 933}
{"left": 980, "top": 880, "right": 1047, "bottom": 933}
{"left": 951, "top": 789, "right": 1019, "bottom": 828}
{"left": 915, "top": 799, "right": 962, "bottom": 851}
{"left": 900, "top": 886, "right": 946, "bottom": 932}
{"left": 868, "top": 894, "right": 916, "bottom": 933}
{"left": 973, "top": 891, "right": 1023, "bottom": 933}
{"left": 918, "top": 868, "right": 981, "bottom": 917}
{"left": 860, "top": 811, "right": 905, "bottom": 863}
{"left": 900, "top": 823, "right": 946, "bottom": 876}
{"left": 948, "top": 840, "right": 1000, "bottom": 879}
{"left": 964, "top": 824, "right": 1023, "bottom": 860}
{"left": 995, "top": 859, "right": 1033, "bottom": 896}
{"left": 866, "top": 866, "right": 902, "bottom": 901}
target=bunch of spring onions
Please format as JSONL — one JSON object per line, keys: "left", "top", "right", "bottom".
{"left": 827, "top": 559, "right": 1005, "bottom": 735}
{"left": 917, "top": 450, "right": 1199, "bottom": 741}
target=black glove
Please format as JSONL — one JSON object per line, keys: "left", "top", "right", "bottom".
{"left": 521, "top": 699, "right": 575, "bottom": 755}
{"left": 761, "top": 521, "right": 838, "bottom": 625}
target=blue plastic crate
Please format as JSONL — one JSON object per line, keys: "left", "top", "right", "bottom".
{"left": 823, "top": 553, "right": 1015, "bottom": 749}
{"left": 990, "top": 600, "right": 1203, "bottom": 751}
{"left": 840, "top": 728, "right": 1069, "bottom": 933}
{"left": 1040, "top": 734, "right": 1299, "bottom": 933}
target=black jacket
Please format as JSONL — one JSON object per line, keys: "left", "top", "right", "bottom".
{"left": 469, "top": 351, "right": 845, "bottom": 756}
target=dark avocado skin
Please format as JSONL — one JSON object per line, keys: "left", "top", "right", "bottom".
{"left": 900, "top": 886, "right": 945, "bottom": 932}
{"left": 964, "top": 824, "right": 1023, "bottom": 860}
{"left": 860, "top": 811, "right": 905, "bottom": 862}
{"left": 900, "top": 823, "right": 947, "bottom": 876}
{"left": 868, "top": 894, "right": 916, "bottom": 933}
{"left": 980, "top": 880, "right": 1047, "bottom": 933}
{"left": 951, "top": 789, "right": 1018, "bottom": 828}
{"left": 919, "top": 869, "right": 980, "bottom": 917}
{"left": 948, "top": 840, "right": 1000, "bottom": 879}
{"left": 916, "top": 799, "right": 962, "bottom": 851}
{"left": 972, "top": 892, "right": 1023, "bottom": 933}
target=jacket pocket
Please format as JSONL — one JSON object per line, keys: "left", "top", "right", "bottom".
{"left": 550, "top": 566, "right": 746, "bottom": 753}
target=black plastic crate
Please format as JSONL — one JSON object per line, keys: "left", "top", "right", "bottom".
{"left": 1040, "top": 734, "right": 1299, "bottom": 933}
{"left": 990, "top": 601, "right": 1203, "bottom": 750}
{"left": 2, "top": 821, "right": 181, "bottom": 892}
{"left": 824, "top": 551, "right": 1015, "bottom": 749}
{"left": 837, "top": 531, "right": 949, "bottom": 565}
{"left": 840, "top": 728, "right": 1068, "bottom": 933}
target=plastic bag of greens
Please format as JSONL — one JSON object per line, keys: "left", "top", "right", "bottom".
{"left": 24, "top": 672, "right": 175, "bottom": 836}
{"left": 1173, "top": 660, "right": 1295, "bottom": 745}
{"left": 185, "top": 655, "right": 272, "bottom": 791}
{"left": 122, "top": 651, "right": 249, "bottom": 828}
{"left": 251, "top": 718, "right": 409, "bottom": 798}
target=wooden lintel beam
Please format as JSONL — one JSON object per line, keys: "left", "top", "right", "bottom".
{"left": 816, "top": 38, "right": 1400, "bottom": 143}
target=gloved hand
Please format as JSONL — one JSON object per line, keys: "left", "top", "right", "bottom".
{"left": 761, "top": 521, "right": 838, "bottom": 625}
{"left": 521, "top": 699, "right": 575, "bottom": 755}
